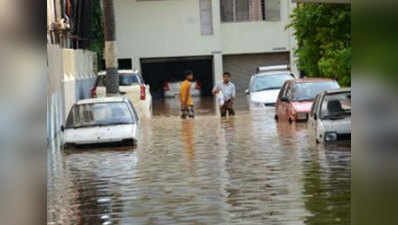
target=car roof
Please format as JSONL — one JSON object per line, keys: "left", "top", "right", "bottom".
{"left": 253, "top": 71, "right": 292, "bottom": 77}
{"left": 98, "top": 70, "right": 140, "bottom": 76}
{"left": 293, "top": 78, "right": 336, "bottom": 83}
{"left": 76, "top": 97, "right": 129, "bottom": 105}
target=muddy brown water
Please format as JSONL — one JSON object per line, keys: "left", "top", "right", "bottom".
{"left": 48, "top": 97, "right": 350, "bottom": 225}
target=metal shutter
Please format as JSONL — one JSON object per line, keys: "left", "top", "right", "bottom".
{"left": 222, "top": 53, "right": 290, "bottom": 95}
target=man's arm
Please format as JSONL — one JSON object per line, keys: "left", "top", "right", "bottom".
{"left": 212, "top": 83, "right": 220, "bottom": 95}
{"left": 231, "top": 83, "right": 236, "bottom": 100}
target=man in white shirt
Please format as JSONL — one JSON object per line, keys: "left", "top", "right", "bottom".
{"left": 212, "top": 72, "right": 236, "bottom": 117}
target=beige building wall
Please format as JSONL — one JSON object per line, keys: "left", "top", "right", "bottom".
{"left": 114, "top": 0, "right": 297, "bottom": 84}
{"left": 114, "top": 0, "right": 290, "bottom": 58}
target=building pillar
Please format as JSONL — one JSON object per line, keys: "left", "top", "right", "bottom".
{"left": 213, "top": 52, "right": 223, "bottom": 85}
{"left": 213, "top": 52, "right": 223, "bottom": 116}
{"left": 132, "top": 56, "right": 142, "bottom": 73}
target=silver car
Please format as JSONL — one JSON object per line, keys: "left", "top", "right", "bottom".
{"left": 309, "top": 88, "right": 351, "bottom": 144}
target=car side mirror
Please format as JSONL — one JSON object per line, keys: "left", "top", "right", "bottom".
{"left": 245, "top": 89, "right": 249, "bottom": 95}
{"left": 280, "top": 96, "right": 290, "bottom": 102}
{"left": 61, "top": 125, "right": 65, "bottom": 132}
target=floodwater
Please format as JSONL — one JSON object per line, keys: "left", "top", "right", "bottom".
{"left": 48, "top": 96, "right": 351, "bottom": 225}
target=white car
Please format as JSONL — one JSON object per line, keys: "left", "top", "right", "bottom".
{"left": 62, "top": 97, "right": 140, "bottom": 147}
{"left": 246, "top": 70, "right": 294, "bottom": 107}
{"left": 309, "top": 88, "right": 351, "bottom": 144}
{"left": 92, "top": 70, "right": 152, "bottom": 119}
{"left": 163, "top": 81, "right": 201, "bottom": 98}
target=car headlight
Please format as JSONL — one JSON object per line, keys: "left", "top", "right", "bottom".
{"left": 324, "top": 132, "right": 338, "bottom": 142}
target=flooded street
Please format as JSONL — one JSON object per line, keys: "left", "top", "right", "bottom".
{"left": 48, "top": 97, "right": 350, "bottom": 225}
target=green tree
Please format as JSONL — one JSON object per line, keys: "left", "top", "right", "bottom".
{"left": 288, "top": 3, "right": 351, "bottom": 86}
{"left": 88, "top": 0, "right": 105, "bottom": 71}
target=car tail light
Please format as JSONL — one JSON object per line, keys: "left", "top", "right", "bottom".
{"left": 140, "top": 85, "right": 146, "bottom": 100}
{"left": 195, "top": 81, "right": 201, "bottom": 90}
{"left": 90, "top": 87, "right": 97, "bottom": 98}
{"left": 163, "top": 82, "right": 170, "bottom": 91}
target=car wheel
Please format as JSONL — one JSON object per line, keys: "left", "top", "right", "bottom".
{"left": 316, "top": 138, "right": 320, "bottom": 144}
{"left": 288, "top": 118, "right": 293, "bottom": 124}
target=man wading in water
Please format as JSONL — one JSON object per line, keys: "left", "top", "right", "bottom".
{"left": 180, "top": 70, "right": 195, "bottom": 119}
{"left": 213, "top": 72, "right": 236, "bottom": 117}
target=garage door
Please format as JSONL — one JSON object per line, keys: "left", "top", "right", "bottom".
{"left": 223, "top": 52, "right": 290, "bottom": 95}
{"left": 141, "top": 56, "right": 214, "bottom": 99}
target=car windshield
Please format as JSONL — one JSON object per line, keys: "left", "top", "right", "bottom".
{"left": 292, "top": 81, "right": 340, "bottom": 101}
{"left": 251, "top": 74, "right": 293, "bottom": 92}
{"left": 119, "top": 74, "right": 140, "bottom": 86}
{"left": 66, "top": 102, "right": 135, "bottom": 128}
{"left": 320, "top": 92, "right": 351, "bottom": 119}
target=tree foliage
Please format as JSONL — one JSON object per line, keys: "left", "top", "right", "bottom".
{"left": 288, "top": 3, "right": 351, "bottom": 86}
{"left": 88, "top": 0, "right": 104, "bottom": 71}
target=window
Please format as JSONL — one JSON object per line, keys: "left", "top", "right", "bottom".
{"left": 320, "top": 92, "right": 351, "bottom": 119}
{"left": 119, "top": 75, "right": 140, "bottom": 86}
{"left": 250, "top": 74, "right": 293, "bottom": 92}
{"left": 220, "top": 0, "right": 280, "bottom": 23}
{"left": 66, "top": 102, "right": 135, "bottom": 128}
{"left": 199, "top": 0, "right": 214, "bottom": 35}
{"left": 291, "top": 82, "right": 340, "bottom": 101}
{"left": 118, "top": 58, "right": 132, "bottom": 70}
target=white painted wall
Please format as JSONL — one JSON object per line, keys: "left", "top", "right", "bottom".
{"left": 221, "top": 21, "right": 289, "bottom": 55}
{"left": 114, "top": 0, "right": 221, "bottom": 59}
{"left": 114, "top": 0, "right": 291, "bottom": 59}
{"left": 47, "top": 45, "right": 96, "bottom": 141}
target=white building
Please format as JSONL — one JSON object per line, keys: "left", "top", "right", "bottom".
{"left": 114, "top": 0, "right": 297, "bottom": 96}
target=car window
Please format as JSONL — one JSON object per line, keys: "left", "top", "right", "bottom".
{"left": 311, "top": 94, "right": 320, "bottom": 116}
{"left": 285, "top": 83, "right": 293, "bottom": 99}
{"left": 250, "top": 74, "right": 293, "bottom": 92}
{"left": 65, "top": 102, "right": 135, "bottom": 128}
{"left": 278, "top": 82, "right": 289, "bottom": 99}
{"left": 120, "top": 74, "right": 140, "bottom": 86}
{"left": 320, "top": 92, "right": 351, "bottom": 119}
{"left": 292, "top": 81, "right": 340, "bottom": 101}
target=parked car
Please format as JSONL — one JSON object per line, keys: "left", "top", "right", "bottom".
{"left": 275, "top": 78, "right": 340, "bottom": 122}
{"left": 246, "top": 67, "right": 295, "bottom": 107}
{"left": 309, "top": 88, "right": 351, "bottom": 144}
{"left": 91, "top": 70, "right": 152, "bottom": 118}
{"left": 163, "top": 80, "right": 201, "bottom": 98}
{"left": 62, "top": 97, "right": 140, "bottom": 147}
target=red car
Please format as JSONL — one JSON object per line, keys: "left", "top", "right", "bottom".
{"left": 275, "top": 78, "right": 340, "bottom": 123}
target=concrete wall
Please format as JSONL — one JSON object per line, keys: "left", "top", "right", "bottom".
{"left": 114, "top": 0, "right": 222, "bottom": 60}
{"left": 114, "top": 0, "right": 290, "bottom": 59}
{"left": 47, "top": 45, "right": 96, "bottom": 141}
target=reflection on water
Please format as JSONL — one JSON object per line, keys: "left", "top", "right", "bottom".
{"left": 48, "top": 97, "right": 350, "bottom": 225}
